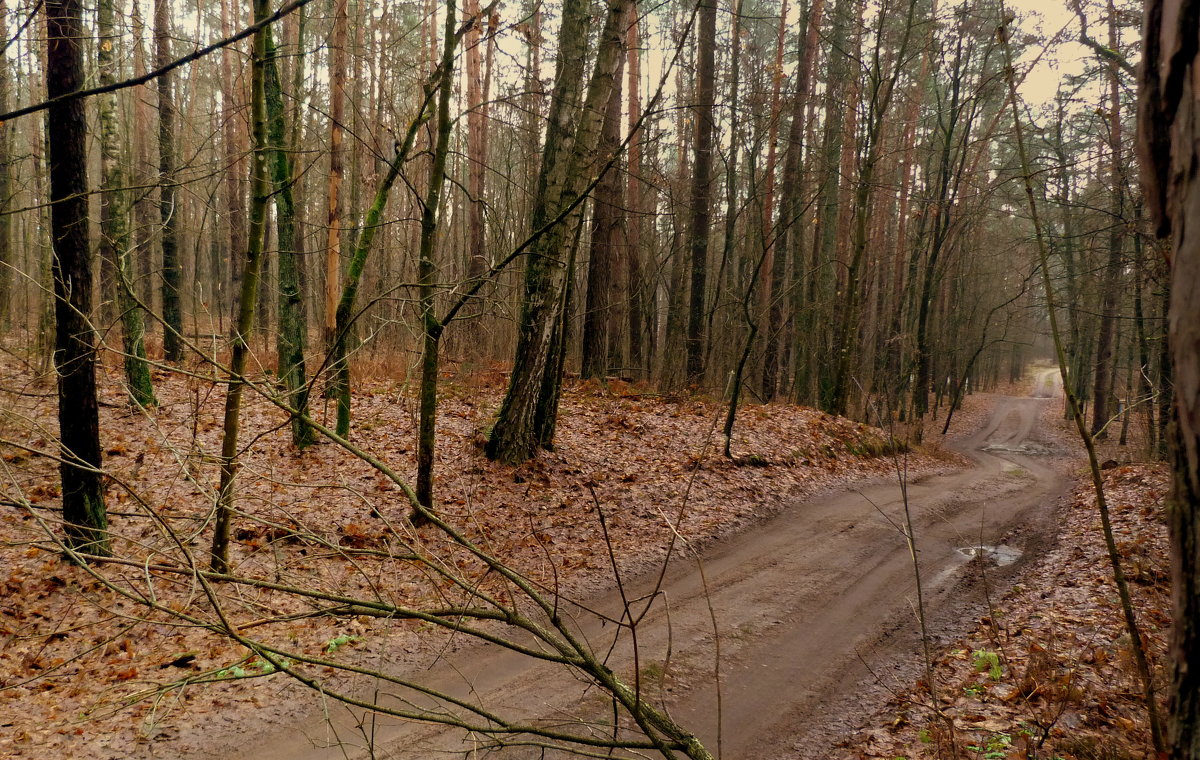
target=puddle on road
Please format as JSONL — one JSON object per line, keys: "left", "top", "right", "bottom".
{"left": 982, "top": 442, "right": 1053, "bottom": 456}
{"left": 957, "top": 544, "right": 1023, "bottom": 566}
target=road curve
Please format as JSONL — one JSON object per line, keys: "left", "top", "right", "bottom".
{"left": 228, "top": 390, "right": 1067, "bottom": 760}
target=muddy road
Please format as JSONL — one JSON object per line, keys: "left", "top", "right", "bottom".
{"left": 227, "top": 386, "right": 1068, "bottom": 760}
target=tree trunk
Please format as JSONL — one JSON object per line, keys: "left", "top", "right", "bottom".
{"left": 211, "top": 0, "right": 271, "bottom": 573}
{"left": 221, "top": 0, "right": 246, "bottom": 330}
{"left": 416, "top": 0, "right": 459, "bottom": 516}
{"left": 465, "top": 0, "right": 487, "bottom": 281}
{"left": 806, "top": 0, "right": 854, "bottom": 408}
{"left": 1092, "top": 1, "right": 1125, "bottom": 438}
{"left": 0, "top": 0, "right": 12, "bottom": 330}
{"left": 1137, "top": 0, "right": 1200, "bottom": 753}
{"left": 770, "top": 0, "right": 823, "bottom": 402}
{"left": 98, "top": 0, "right": 155, "bottom": 408}
{"left": 685, "top": 0, "right": 717, "bottom": 385}
{"left": 47, "top": 0, "right": 108, "bottom": 556}
{"left": 754, "top": 0, "right": 782, "bottom": 396}
{"left": 325, "top": 0, "right": 348, "bottom": 353}
{"left": 829, "top": 0, "right": 918, "bottom": 418}
{"left": 581, "top": 49, "right": 625, "bottom": 379}
{"left": 625, "top": 9, "right": 647, "bottom": 377}
{"left": 156, "top": 0, "right": 183, "bottom": 361}
{"left": 332, "top": 110, "right": 428, "bottom": 437}
{"left": 264, "top": 25, "right": 313, "bottom": 448}
{"left": 486, "top": 0, "right": 632, "bottom": 464}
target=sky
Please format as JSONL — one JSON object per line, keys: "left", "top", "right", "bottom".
{"left": 1006, "top": 0, "right": 1129, "bottom": 106}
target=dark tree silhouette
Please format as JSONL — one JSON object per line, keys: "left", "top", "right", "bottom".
{"left": 47, "top": 0, "right": 108, "bottom": 555}
{"left": 1138, "top": 0, "right": 1200, "bottom": 753}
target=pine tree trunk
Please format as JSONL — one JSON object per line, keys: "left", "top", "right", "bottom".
{"left": 625, "top": 10, "right": 647, "bottom": 376}
{"left": 465, "top": 0, "right": 487, "bottom": 281}
{"left": 47, "top": 0, "right": 108, "bottom": 556}
{"left": 806, "top": 0, "right": 854, "bottom": 408}
{"left": 221, "top": 0, "right": 246, "bottom": 329}
{"left": 416, "top": 0, "right": 459, "bottom": 515}
{"left": 581, "top": 49, "right": 625, "bottom": 379}
{"left": 684, "top": 0, "right": 717, "bottom": 385}
{"left": 325, "top": 0, "right": 348, "bottom": 353}
{"left": 0, "top": 0, "right": 12, "bottom": 330}
{"left": 1092, "top": 3, "right": 1125, "bottom": 438}
{"left": 755, "top": 0, "right": 783, "bottom": 364}
{"left": 765, "top": 0, "right": 824, "bottom": 400}
{"left": 156, "top": 0, "right": 183, "bottom": 361}
{"left": 1138, "top": 0, "right": 1200, "bottom": 751}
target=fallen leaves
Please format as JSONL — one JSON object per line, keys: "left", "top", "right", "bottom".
{"left": 0, "top": 358, "right": 960, "bottom": 759}
{"left": 841, "top": 461, "right": 1171, "bottom": 760}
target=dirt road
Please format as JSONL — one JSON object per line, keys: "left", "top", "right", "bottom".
{"left": 227, "top": 386, "right": 1067, "bottom": 760}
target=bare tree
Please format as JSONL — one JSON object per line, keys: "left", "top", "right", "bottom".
{"left": 211, "top": 0, "right": 273, "bottom": 573}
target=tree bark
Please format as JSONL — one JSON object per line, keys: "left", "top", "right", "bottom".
{"left": 1137, "top": 0, "right": 1200, "bottom": 753}
{"left": 806, "top": 0, "right": 854, "bottom": 408}
{"left": 769, "top": 0, "right": 823, "bottom": 402}
{"left": 1091, "top": 0, "right": 1125, "bottom": 437}
{"left": 684, "top": 0, "right": 717, "bottom": 385}
{"left": 264, "top": 25, "right": 312, "bottom": 448}
{"left": 156, "top": 0, "right": 183, "bottom": 361}
{"left": 47, "top": 0, "right": 108, "bottom": 556}
{"left": 416, "top": 0, "right": 459, "bottom": 516}
{"left": 211, "top": 0, "right": 271, "bottom": 573}
{"left": 581, "top": 48, "right": 625, "bottom": 379}
{"left": 625, "top": 8, "right": 648, "bottom": 377}
{"left": 324, "top": 0, "right": 348, "bottom": 353}
{"left": 465, "top": 0, "right": 487, "bottom": 281}
{"left": 0, "top": 0, "right": 12, "bottom": 330}
{"left": 829, "top": 0, "right": 918, "bottom": 418}
{"left": 486, "top": 0, "right": 632, "bottom": 464}
{"left": 221, "top": 0, "right": 246, "bottom": 330}
{"left": 98, "top": 0, "right": 155, "bottom": 408}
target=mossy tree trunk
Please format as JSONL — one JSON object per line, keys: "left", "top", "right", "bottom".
{"left": 211, "top": 0, "right": 271, "bottom": 573}
{"left": 414, "top": 0, "right": 459, "bottom": 516}
{"left": 98, "top": 0, "right": 155, "bottom": 409}
{"left": 155, "top": 0, "right": 183, "bottom": 361}
{"left": 264, "top": 24, "right": 312, "bottom": 448}
{"left": 331, "top": 93, "right": 435, "bottom": 437}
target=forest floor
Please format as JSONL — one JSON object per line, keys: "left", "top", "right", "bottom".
{"left": 0, "top": 354, "right": 958, "bottom": 759}
{"left": 0, "top": 355, "right": 1170, "bottom": 760}
{"left": 836, "top": 459, "right": 1171, "bottom": 760}
{"left": 223, "top": 371, "right": 1084, "bottom": 760}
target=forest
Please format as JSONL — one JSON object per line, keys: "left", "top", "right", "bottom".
{"left": 1, "top": 0, "right": 1200, "bottom": 755}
